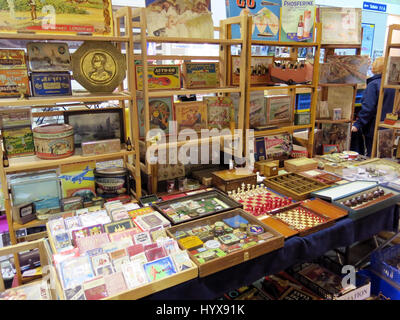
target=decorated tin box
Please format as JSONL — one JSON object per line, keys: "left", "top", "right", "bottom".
{"left": 135, "top": 65, "right": 181, "bottom": 90}
{"left": 0, "top": 49, "right": 27, "bottom": 69}
{"left": 31, "top": 72, "right": 72, "bottom": 96}
{"left": 33, "top": 124, "right": 74, "bottom": 160}
{"left": 27, "top": 42, "right": 71, "bottom": 72}
{"left": 9, "top": 170, "right": 61, "bottom": 216}
{"left": 183, "top": 62, "right": 220, "bottom": 89}
{"left": 3, "top": 126, "right": 35, "bottom": 158}
{"left": 81, "top": 139, "right": 120, "bottom": 156}
{"left": 0, "top": 69, "right": 30, "bottom": 97}
{"left": 61, "top": 196, "right": 84, "bottom": 212}
{"left": 12, "top": 202, "right": 36, "bottom": 225}
{"left": 93, "top": 167, "right": 129, "bottom": 199}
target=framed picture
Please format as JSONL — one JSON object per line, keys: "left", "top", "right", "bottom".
{"left": 231, "top": 56, "right": 273, "bottom": 86}
{"left": 323, "top": 144, "right": 339, "bottom": 155}
{"left": 64, "top": 108, "right": 125, "bottom": 148}
{"left": 265, "top": 95, "right": 293, "bottom": 125}
{"left": 319, "top": 8, "right": 362, "bottom": 45}
{"left": 137, "top": 97, "right": 175, "bottom": 138}
{"left": 332, "top": 108, "right": 342, "bottom": 121}
{"left": 387, "top": 56, "right": 400, "bottom": 86}
{"left": 182, "top": 62, "right": 220, "bottom": 89}
{"left": 0, "top": 0, "right": 113, "bottom": 36}
{"left": 174, "top": 101, "right": 207, "bottom": 132}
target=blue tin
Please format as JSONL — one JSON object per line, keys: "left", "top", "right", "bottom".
{"left": 31, "top": 72, "right": 72, "bottom": 96}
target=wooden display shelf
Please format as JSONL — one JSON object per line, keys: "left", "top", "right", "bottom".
{"left": 250, "top": 84, "right": 314, "bottom": 92}
{"left": 0, "top": 91, "right": 132, "bottom": 107}
{"left": 321, "top": 44, "right": 361, "bottom": 49}
{"left": 251, "top": 40, "right": 319, "bottom": 47}
{"left": 142, "top": 36, "right": 243, "bottom": 46}
{"left": 254, "top": 125, "right": 312, "bottom": 137}
{"left": 0, "top": 33, "right": 130, "bottom": 42}
{"left": 383, "top": 84, "right": 400, "bottom": 89}
{"left": 318, "top": 83, "right": 358, "bottom": 87}
{"left": 378, "top": 122, "right": 400, "bottom": 130}
{"left": 315, "top": 119, "right": 352, "bottom": 123}
{"left": 137, "top": 87, "right": 241, "bottom": 98}
{"left": 13, "top": 219, "right": 46, "bottom": 232}
{"left": 5, "top": 149, "right": 135, "bottom": 173}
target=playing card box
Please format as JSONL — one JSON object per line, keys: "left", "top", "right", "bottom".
{"left": 211, "top": 169, "right": 257, "bottom": 193}
{"left": 167, "top": 208, "right": 284, "bottom": 277}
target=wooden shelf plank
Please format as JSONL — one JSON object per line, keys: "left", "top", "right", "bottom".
{"left": 249, "top": 84, "right": 314, "bottom": 92}
{"left": 321, "top": 43, "right": 361, "bottom": 49}
{"left": 251, "top": 40, "right": 319, "bottom": 47}
{"left": 142, "top": 87, "right": 241, "bottom": 98}
{"left": 0, "top": 92, "right": 132, "bottom": 107}
{"left": 379, "top": 122, "right": 400, "bottom": 130}
{"left": 146, "top": 37, "right": 243, "bottom": 45}
{"left": 319, "top": 83, "right": 358, "bottom": 87}
{"left": 0, "top": 33, "right": 129, "bottom": 42}
{"left": 254, "top": 125, "right": 312, "bottom": 137}
{"left": 5, "top": 150, "right": 135, "bottom": 173}
{"left": 315, "top": 119, "right": 352, "bottom": 123}
{"left": 384, "top": 84, "right": 400, "bottom": 89}
{"left": 13, "top": 219, "right": 46, "bottom": 231}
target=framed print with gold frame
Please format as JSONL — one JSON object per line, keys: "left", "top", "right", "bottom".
{"left": 71, "top": 41, "right": 126, "bottom": 93}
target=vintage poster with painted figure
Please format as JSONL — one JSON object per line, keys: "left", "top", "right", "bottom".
{"left": 280, "top": 0, "right": 315, "bottom": 42}
{"left": 321, "top": 123, "right": 351, "bottom": 153}
{"left": 59, "top": 161, "right": 96, "bottom": 202}
{"left": 226, "top": 0, "right": 281, "bottom": 41}
{"left": 145, "top": 0, "right": 213, "bottom": 38}
{"left": 0, "top": 0, "right": 113, "bottom": 35}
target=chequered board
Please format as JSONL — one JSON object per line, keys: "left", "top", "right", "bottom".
{"left": 275, "top": 208, "right": 327, "bottom": 231}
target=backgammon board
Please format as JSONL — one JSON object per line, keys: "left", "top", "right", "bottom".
{"left": 264, "top": 173, "right": 328, "bottom": 201}
{"left": 227, "top": 183, "right": 294, "bottom": 219}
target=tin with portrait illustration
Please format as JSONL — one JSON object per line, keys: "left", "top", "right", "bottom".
{"left": 33, "top": 124, "right": 74, "bottom": 160}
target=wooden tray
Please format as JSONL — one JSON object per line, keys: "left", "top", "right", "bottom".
{"left": 211, "top": 169, "right": 257, "bottom": 193}
{"left": 152, "top": 188, "right": 243, "bottom": 226}
{"left": 167, "top": 209, "right": 284, "bottom": 277}
{"left": 284, "top": 158, "right": 318, "bottom": 173}
{"left": 298, "top": 169, "right": 343, "bottom": 185}
{"left": 264, "top": 173, "right": 328, "bottom": 201}
{"left": 261, "top": 201, "right": 337, "bottom": 237}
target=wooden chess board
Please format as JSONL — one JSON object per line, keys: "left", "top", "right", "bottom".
{"left": 228, "top": 183, "right": 294, "bottom": 219}
{"left": 264, "top": 173, "right": 328, "bottom": 201}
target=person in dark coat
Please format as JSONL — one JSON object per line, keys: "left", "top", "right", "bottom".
{"left": 352, "top": 57, "right": 395, "bottom": 157}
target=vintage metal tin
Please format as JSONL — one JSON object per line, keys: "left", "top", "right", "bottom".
{"left": 0, "top": 69, "right": 30, "bottom": 97}
{"left": 93, "top": 167, "right": 129, "bottom": 198}
{"left": 27, "top": 42, "right": 71, "bottom": 72}
{"left": 0, "top": 49, "right": 27, "bottom": 69}
{"left": 31, "top": 72, "right": 72, "bottom": 96}
{"left": 33, "top": 124, "right": 74, "bottom": 160}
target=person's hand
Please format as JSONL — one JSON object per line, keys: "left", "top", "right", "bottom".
{"left": 351, "top": 126, "right": 358, "bottom": 133}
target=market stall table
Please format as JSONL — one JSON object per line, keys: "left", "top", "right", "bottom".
{"left": 142, "top": 204, "right": 399, "bottom": 300}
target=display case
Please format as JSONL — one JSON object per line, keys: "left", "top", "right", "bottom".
{"left": 152, "top": 188, "right": 242, "bottom": 226}
{"left": 311, "top": 181, "right": 400, "bottom": 219}
{"left": 264, "top": 172, "right": 328, "bottom": 201}
{"left": 260, "top": 199, "right": 347, "bottom": 238}
{"left": 166, "top": 208, "right": 284, "bottom": 277}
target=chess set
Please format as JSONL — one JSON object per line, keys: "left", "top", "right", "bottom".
{"left": 261, "top": 200, "right": 342, "bottom": 237}
{"left": 227, "top": 183, "right": 294, "bottom": 219}
{"left": 152, "top": 189, "right": 242, "bottom": 225}
{"left": 311, "top": 181, "right": 400, "bottom": 219}
{"left": 166, "top": 208, "right": 284, "bottom": 277}
{"left": 264, "top": 173, "right": 328, "bottom": 201}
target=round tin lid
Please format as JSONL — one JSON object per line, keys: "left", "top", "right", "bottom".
{"left": 33, "top": 123, "right": 73, "bottom": 134}
{"left": 94, "top": 167, "right": 128, "bottom": 175}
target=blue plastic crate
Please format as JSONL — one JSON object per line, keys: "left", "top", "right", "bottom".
{"left": 371, "top": 244, "right": 400, "bottom": 285}
{"left": 359, "top": 269, "right": 400, "bottom": 300}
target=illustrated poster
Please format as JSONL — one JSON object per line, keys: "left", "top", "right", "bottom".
{"left": 280, "top": 0, "right": 315, "bottom": 42}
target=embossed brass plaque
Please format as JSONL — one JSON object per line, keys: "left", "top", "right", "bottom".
{"left": 72, "top": 41, "right": 126, "bottom": 93}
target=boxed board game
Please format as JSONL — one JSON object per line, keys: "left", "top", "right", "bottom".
{"left": 211, "top": 169, "right": 257, "bottom": 193}
{"left": 166, "top": 208, "right": 284, "bottom": 277}
{"left": 135, "top": 65, "right": 181, "bottom": 90}
{"left": 152, "top": 188, "right": 242, "bottom": 226}
{"left": 182, "top": 62, "right": 220, "bottom": 89}
{"left": 311, "top": 181, "right": 400, "bottom": 220}
{"left": 264, "top": 172, "right": 328, "bottom": 201}
{"left": 260, "top": 199, "right": 347, "bottom": 238}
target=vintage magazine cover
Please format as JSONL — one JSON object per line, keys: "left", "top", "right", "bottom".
{"left": 378, "top": 128, "right": 395, "bottom": 158}
{"left": 226, "top": 0, "right": 280, "bottom": 41}
{"left": 280, "top": 0, "right": 316, "bottom": 42}
{"left": 321, "top": 123, "right": 351, "bottom": 153}
{"left": 175, "top": 101, "right": 208, "bottom": 132}
{"left": 137, "top": 97, "right": 174, "bottom": 138}
{"left": 59, "top": 161, "right": 96, "bottom": 202}
{"left": 249, "top": 91, "right": 267, "bottom": 128}
{"left": 204, "top": 96, "right": 233, "bottom": 130}
{"left": 264, "top": 133, "right": 293, "bottom": 159}
{"left": 318, "top": 7, "right": 362, "bottom": 45}
{"left": 0, "top": 0, "right": 113, "bottom": 35}
{"left": 145, "top": 0, "right": 213, "bottom": 38}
